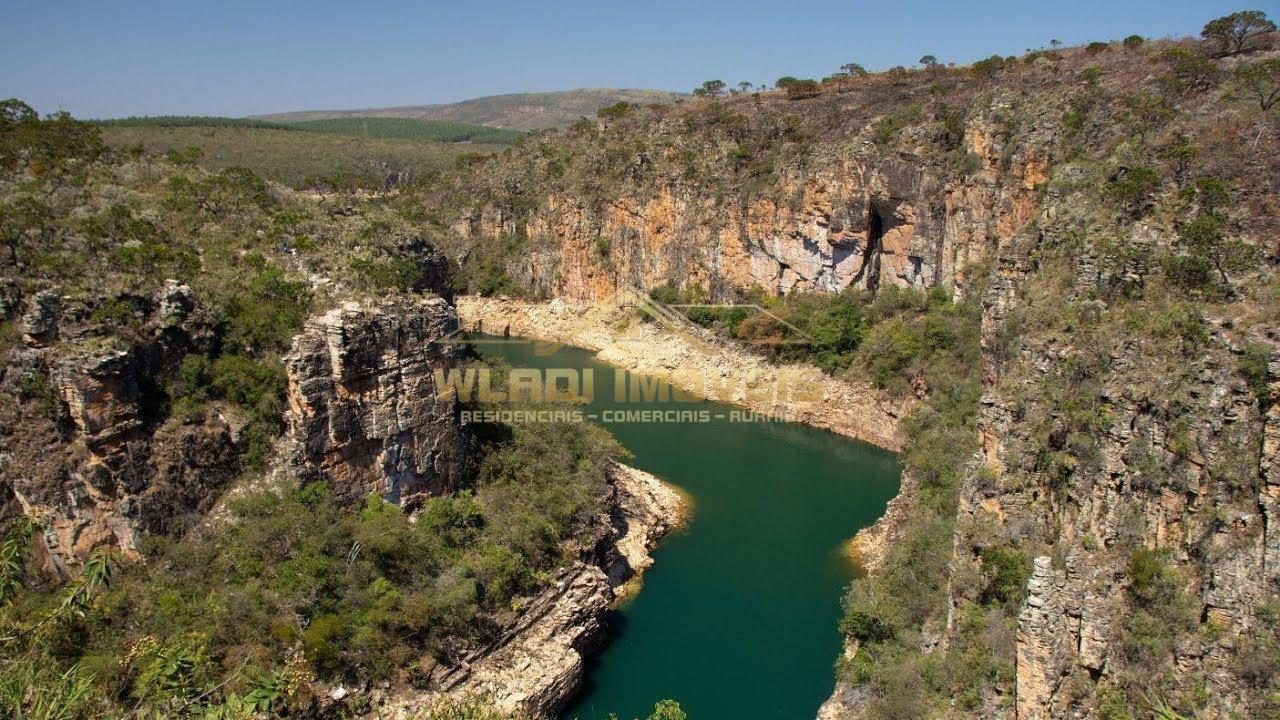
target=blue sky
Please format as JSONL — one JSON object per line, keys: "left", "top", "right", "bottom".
{"left": 0, "top": 0, "right": 1263, "bottom": 118}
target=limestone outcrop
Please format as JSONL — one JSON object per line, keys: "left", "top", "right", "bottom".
{"left": 0, "top": 283, "right": 237, "bottom": 576}
{"left": 423, "top": 563, "right": 612, "bottom": 719}
{"left": 603, "top": 461, "right": 687, "bottom": 594}
{"left": 456, "top": 114, "right": 1046, "bottom": 304}
{"left": 282, "top": 296, "right": 470, "bottom": 504}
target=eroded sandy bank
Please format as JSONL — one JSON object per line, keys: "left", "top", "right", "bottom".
{"left": 457, "top": 296, "right": 908, "bottom": 452}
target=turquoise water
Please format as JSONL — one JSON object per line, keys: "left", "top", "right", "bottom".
{"left": 475, "top": 339, "right": 900, "bottom": 720}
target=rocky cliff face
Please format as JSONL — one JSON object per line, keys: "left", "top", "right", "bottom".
{"left": 940, "top": 212, "right": 1280, "bottom": 718}
{"left": 0, "top": 282, "right": 238, "bottom": 576}
{"left": 457, "top": 118, "right": 1045, "bottom": 302}
{"left": 281, "top": 296, "right": 470, "bottom": 505}
{"left": 0, "top": 279, "right": 688, "bottom": 717}
{"left": 817, "top": 151, "right": 1278, "bottom": 719}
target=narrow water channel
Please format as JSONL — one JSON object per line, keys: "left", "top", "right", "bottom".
{"left": 475, "top": 338, "right": 900, "bottom": 720}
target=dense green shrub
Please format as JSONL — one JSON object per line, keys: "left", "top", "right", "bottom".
{"left": 971, "top": 55, "right": 1007, "bottom": 79}
{"left": 1126, "top": 547, "right": 1179, "bottom": 607}
{"left": 1159, "top": 47, "right": 1219, "bottom": 93}
{"left": 649, "top": 284, "right": 870, "bottom": 373}
{"left": 1202, "top": 10, "right": 1276, "bottom": 56}
{"left": 1105, "top": 165, "right": 1161, "bottom": 214}
{"left": 1239, "top": 342, "right": 1274, "bottom": 407}
{"left": 776, "top": 77, "right": 821, "bottom": 99}
{"left": 0, "top": 99, "right": 105, "bottom": 172}
{"left": 871, "top": 105, "right": 923, "bottom": 145}
{"left": 349, "top": 256, "right": 426, "bottom": 292}
{"left": 856, "top": 286, "right": 980, "bottom": 396}
{"left": 219, "top": 266, "right": 311, "bottom": 355}
{"left": 475, "top": 416, "right": 623, "bottom": 576}
{"left": 597, "top": 101, "right": 637, "bottom": 120}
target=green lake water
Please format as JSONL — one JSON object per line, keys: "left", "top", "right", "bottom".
{"left": 475, "top": 338, "right": 900, "bottom": 720}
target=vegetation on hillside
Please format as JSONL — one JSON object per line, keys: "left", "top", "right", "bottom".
{"left": 1, "top": 97, "right": 460, "bottom": 475}
{"left": 3, "top": 5, "right": 1280, "bottom": 719}
{"left": 836, "top": 289, "right": 991, "bottom": 719}
{"left": 0, "top": 416, "right": 624, "bottom": 717}
{"left": 92, "top": 116, "right": 293, "bottom": 130}
{"left": 93, "top": 115, "right": 521, "bottom": 189}
{"left": 99, "top": 124, "right": 508, "bottom": 189}
{"left": 287, "top": 117, "right": 523, "bottom": 145}
{"left": 92, "top": 115, "right": 524, "bottom": 145}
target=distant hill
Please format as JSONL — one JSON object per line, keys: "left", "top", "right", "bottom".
{"left": 253, "top": 88, "right": 684, "bottom": 131}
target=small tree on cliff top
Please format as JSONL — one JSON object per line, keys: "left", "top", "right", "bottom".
{"left": 692, "top": 79, "right": 726, "bottom": 97}
{"left": 1202, "top": 10, "right": 1275, "bottom": 55}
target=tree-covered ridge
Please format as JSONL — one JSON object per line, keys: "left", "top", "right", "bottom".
{"left": 87, "top": 112, "right": 522, "bottom": 191}
{"left": 97, "top": 124, "right": 508, "bottom": 191}
{"left": 93, "top": 115, "right": 525, "bottom": 145}
{"left": 286, "top": 118, "right": 524, "bottom": 145}
{"left": 92, "top": 116, "right": 295, "bottom": 130}
{"left": 253, "top": 88, "right": 685, "bottom": 131}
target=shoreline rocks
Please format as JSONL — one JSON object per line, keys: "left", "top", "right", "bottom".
{"left": 604, "top": 461, "right": 689, "bottom": 601}
{"left": 374, "top": 461, "right": 687, "bottom": 720}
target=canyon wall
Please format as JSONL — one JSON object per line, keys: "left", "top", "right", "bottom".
{"left": 277, "top": 299, "right": 688, "bottom": 719}
{"left": 457, "top": 112, "right": 1046, "bottom": 302}
{"left": 939, "top": 199, "right": 1280, "bottom": 719}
